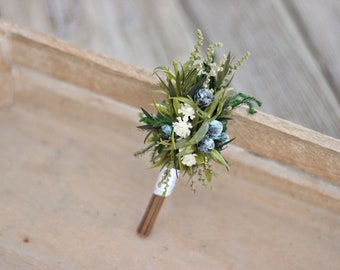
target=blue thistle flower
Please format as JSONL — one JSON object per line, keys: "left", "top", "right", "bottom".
{"left": 161, "top": 124, "right": 172, "bottom": 139}
{"left": 197, "top": 136, "right": 215, "bottom": 153}
{"left": 194, "top": 88, "right": 214, "bottom": 107}
{"left": 208, "top": 120, "right": 223, "bottom": 139}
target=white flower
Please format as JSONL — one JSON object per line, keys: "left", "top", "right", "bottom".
{"left": 172, "top": 117, "right": 192, "bottom": 138}
{"left": 208, "top": 62, "right": 222, "bottom": 77}
{"left": 178, "top": 103, "right": 195, "bottom": 122}
{"left": 181, "top": 153, "right": 197, "bottom": 167}
{"left": 197, "top": 61, "right": 222, "bottom": 78}
{"left": 194, "top": 59, "right": 205, "bottom": 75}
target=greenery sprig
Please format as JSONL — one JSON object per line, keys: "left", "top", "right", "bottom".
{"left": 135, "top": 29, "right": 261, "bottom": 191}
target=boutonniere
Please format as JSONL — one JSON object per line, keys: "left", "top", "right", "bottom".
{"left": 135, "top": 30, "right": 261, "bottom": 236}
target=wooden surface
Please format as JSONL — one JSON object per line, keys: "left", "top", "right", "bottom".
{"left": 0, "top": 0, "right": 339, "bottom": 138}
{"left": 0, "top": 27, "right": 13, "bottom": 107}
{"left": 0, "top": 20, "right": 339, "bottom": 269}
{"left": 0, "top": 67, "right": 339, "bottom": 270}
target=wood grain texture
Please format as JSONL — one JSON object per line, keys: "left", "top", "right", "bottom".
{"left": 0, "top": 67, "right": 339, "bottom": 269}
{"left": 0, "top": 248, "right": 55, "bottom": 270}
{"left": 229, "top": 107, "right": 340, "bottom": 185}
{"left": 181, "top": 0, "right": 340, "bottom": 138}
{"left": 284, "top": 0, "right": 340, "bottom": 101}
{"left": 0, "top": 0, "right": 339, "bottom": 137}
{"left": 0, "top": 19, "right": 158, "bottom": 110}
{"left": 0, "top": 28, "right": 13, "bottom": 107}
{"left": 0, "top": 0, "right": 195, "bottom": 70}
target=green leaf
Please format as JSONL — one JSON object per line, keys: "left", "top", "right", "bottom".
{"left": 155, "top": 103, "right": 171, "bottom": 118}
{"left": 215, "top": 96, "right": 229, "bottom": 118}
{"left": 224, "top": 74, "right": 234, "bottom": 88}
{"left": 154, "top": 66, "right": 175, "bottom": 80}
{"left": 206, "top": 87, "right": 228, "bottom": 117}
{"left": 172, "top": 99, "right": 181, "bottom": 116}
{"left": 176, "top": 145, "right": 196, "bottom": 157}
{"left": 137, "top": 124, "right": 153, "bottom": 130}
{"left": 172, "top": 60, "right": 179, "bottom": 75}
{"left": 166, "top": 121, "right": 210, "bottom": 151}
{"left": 154, "top": 72, "right": 170, "bottom": 91}
{"left": 209, "top": 149, "right": 229, "bottom": 169}
{"left": 195, "top": 152, "right": 205, "bottom": 164}
{"left": 153, "top": 89, "right": 169, "bottom": 98}
{"left": 226, "top": 92, "right": 262, "bottom": 114}
{"left": 140, "top": 107, "right": 153, "bottom": 119}
{"left": 187, "top": 75, "right": 206, "bottom": 98}
{"left": 175, "top": 70, "right": 182, "bottom": 96}
{"left": 167, "top": 79, "right": 177, "bottom": 97}
{"left": 204, "top": 168, "right": 213, "bottom": 182}
{"left": 149, "top": 156, "right": 168, "bottom": 169}
{"left": 166, "top": 137, "right": 189, "bottom": 150}
{"left": 187, "top": 121, "right": 210, "bottom": 145}
{"left": 154, "top": 72, "right": 176, "bottom": 97}
{"left": 143, "top": 131, "right": 153, "bottom": 143}
{"left": 182, "top": 68, "right": 199, "bottom": 94}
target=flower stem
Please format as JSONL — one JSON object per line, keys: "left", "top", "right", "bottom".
{"left": 137, "top": 194, "right": 166, "bottom": 237}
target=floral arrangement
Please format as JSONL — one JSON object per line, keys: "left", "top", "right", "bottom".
{"left": 135, "top": 30, "right": 261, "bottom": 194}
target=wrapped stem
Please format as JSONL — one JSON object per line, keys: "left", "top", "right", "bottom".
{"left": 137, "top": 168, "right": 179, "bottom": 236}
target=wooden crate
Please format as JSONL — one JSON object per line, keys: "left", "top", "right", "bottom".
{"left": 0, "top": 20, "right": 339, "bottom": 269}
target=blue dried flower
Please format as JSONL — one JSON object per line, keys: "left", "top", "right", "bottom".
{"left": 194, "top": 88, "right": 214, "bottom": 107}
{"left": 208, "top": 120, "right": 223, "bottom": 139}
{"left": 197, "top": 136, "right": 215, "bottom": 153}
{"left": 161, "top": 124, "right": 172, "bottom": 139}
{"left": 215, "top": 132, "right": 230, "bottom": 149}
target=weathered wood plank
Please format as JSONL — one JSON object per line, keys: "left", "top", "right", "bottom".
{"left": 181, "top": 0, "right": 340, "bottom": 138}
{"left": 0, "top": 0, "right": 195, "bottom": 70}
{"left": 284, "top": 0, "right": 340, "bottom": 101}
{"left": 0, "top": 0, "right": 52, "bottom": 34}
{"left": 0, "top": 28, "right": 13, "bottom": 107}
{"left": 229, "top": 107, "right": 340, "bottom": 185}
{"left": 0, "top": 19, "right": 158, "bottom": 110}
{"left": 79, "top": 0, "right": 195, "bottom": 70}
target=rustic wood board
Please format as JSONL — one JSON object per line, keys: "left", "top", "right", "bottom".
{"left": 182, "top": 0, "right": 340, "bottom": 138}
{"left": 0, "top": 28, "right": 13, "bottom": 107}
{"left": 0, "top": 68, "right": 339, "bottom": 270}
{"left": 284, "top": 0, "right": 340, "bottom": 101}
{"left": 0, "top": 0, "right": 195, "bottom": 70}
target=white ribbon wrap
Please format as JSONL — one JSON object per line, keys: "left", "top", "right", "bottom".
{"left": 153, "top": 167, "right": 179, "bottom": 197}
